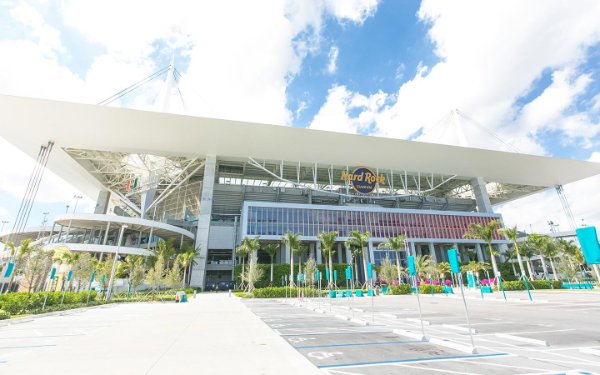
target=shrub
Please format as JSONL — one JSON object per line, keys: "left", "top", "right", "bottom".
{"left": 502, "top": 280, "right": 562, "bottom": 291}
{"left": 389, "top": 284, "right": 412, "bottom": 295}
{"left": 0, "top": 309, "right": 9, "bottom": 320}
{"left": 0, "top": 291, "right": 98, "bottom": 315}
{"left": 252, "top": 286, "right": 322, "bottom": 298}
{"left": 419, "top": 285, "right": 443, "bottom": 294}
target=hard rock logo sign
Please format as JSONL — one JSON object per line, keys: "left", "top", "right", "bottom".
{"left": 340, "top": 167, "right": 385, "bottom": 194}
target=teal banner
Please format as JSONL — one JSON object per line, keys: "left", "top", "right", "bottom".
{"left": 90, "top": 271, "right": 96, "bottom": 282}
{"left": 49, "top": 267, "right": 56, "bottom": 280}
{"left": 448, "top": 249, "right": 460, "bottom": 273}
{"left": 333, "top": 270, "right": 338, "bottom": 281}
{"left": 345, "top": 266, "right": 351, "bottom": 280}
{"left": 3, "top": 262, "right": 14, "bottom": 278}
{"left": 576, "top": 226, "right": 600, "bottom": 264}
{"left": 101, "top": 274, "right": 106, "bottom": 284}
{"left": 407, "top": 256, "right": 416, "bottom": 276}
{"left": 67, "top": 270, "right": 73, "bottom": 281}
{"left": 326, "top": 268, "right": 330, "bottom": 281}
{"left": 367, "top": 262, "right": 373, "bottom": 280}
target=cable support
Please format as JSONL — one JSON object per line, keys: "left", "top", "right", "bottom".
{"left": 455, "top": 110, "right": 521, "bottom": 153}
{"left": 7, "top": 142, "right": 53, "bottom": 247}
{"left": 97, "top": 66, "right": 171, "bottom": 106}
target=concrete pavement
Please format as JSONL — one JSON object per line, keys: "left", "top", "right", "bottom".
{"left": 0, "top": 293, "right": 322, "bottom": 374}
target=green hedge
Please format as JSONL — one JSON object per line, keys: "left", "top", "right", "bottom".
{"left": 502, "top": 280, "right": 562, "bottom": 291}
{"left": 234, "top": 264, "right": 355, "bottom": 289}
{"left": 0, "top": 309, "right": 9, "bottom": 320}
{"left": 419, "top": 284, "right": 444, "bottom": 294}
{"left": 0, "top": 291, "right": 98, "bottom": 315}
{"left": 389, "top": 284, "right": 412, "bottom": 295}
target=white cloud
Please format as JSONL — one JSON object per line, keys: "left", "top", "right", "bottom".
{"left": 324, "top": 0, "right": 379, "bottom": 24}
{"left": 0, "top": 0, "right": 381, "bottom": 223}
{"left": 309, "top": 85, "right": 387, "bottom": 134}
{"left": 327, "top": 45, "right": 339, "bottom": 74}
{"left": 368, "top": 0, "right": 600, "bottom": 155}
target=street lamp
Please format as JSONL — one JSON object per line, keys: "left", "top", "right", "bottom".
{"left": 106, "top": 224, "right": 127, "bottom": 301}
{"left": 72, "top": 195, "right": 83, "bottom": 214}
{"left": 37, "top": 212, "right": 50, "bottom": 240}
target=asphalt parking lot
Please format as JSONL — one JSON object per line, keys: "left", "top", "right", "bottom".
{"left": 243, "top": 289, "right": 600, "bottom": 374}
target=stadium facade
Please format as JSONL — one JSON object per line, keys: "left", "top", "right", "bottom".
{"left": 2, "top": 95, "right": 600, "bottom": 289}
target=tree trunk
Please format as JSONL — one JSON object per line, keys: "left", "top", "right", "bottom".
{"left": 289, "top": 250, "right": 295, "bottom": 287}
{"left": 515, "top": 247, "right": 527, "bottom": 278}
{"left": 487, "top": 243, "right": 499, "bottom": 278}
{"left": 549, "top": 258, "right": 559, "bottom": 281}
{"left": 183, "top": 267, "right": 187, "bottom": 288}
{"left": 526, "top": 260, "right": 534, "bottom": 279}
{"left": 362, "top": 247, "right": 369, "bottom": 288}
{"left": 329, "top": 253, "right": 334, "bottom": 289}
{"left": 511, "top": 263, "right": 517, "bottom": 276}
{"left": 539, "top": 256, "right": 549, "bottom": 280}
{"left": 395, "top": 250, "right": 402, "bottom": 282}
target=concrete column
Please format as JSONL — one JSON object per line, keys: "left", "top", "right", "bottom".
{"left": 368, "top": 240, "right": 375, "bottom": 264}
{"left": 284, "top": 243, "right": 291, "bottom": 263}
{"left": 428, "top": 242, "right": 437, "bottom": 263}
{"left": 316, "top": 242, "right": 322, "bottom": 264}
{"left": 337, "top": 243, "right": 342, "bottom": 264}
{"left": 409, "top": 241, "right": 416, "bottom": 257}
{"left": 190, "top": 155, "right": 216, "bottom": 289}
{"left": 476, "top": 243, "right": 485, "bottom": 262}
{"left": 94, "top": 190, "right": 110, "bottom": 214}
{"left": 470, "top": 177, "right": 493, "bottom": 213}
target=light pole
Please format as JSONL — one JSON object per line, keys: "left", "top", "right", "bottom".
{"left": 37, "top": 212, "right": 49, "bottom": 240}
{"left": 65, "top": 205, "right": 70, "bottom": 214}
{"left": 72, "top": 195, "right": 83, "bottom": 214}
{"left": 106, "top": 224, "right": 127, "bottom": 301}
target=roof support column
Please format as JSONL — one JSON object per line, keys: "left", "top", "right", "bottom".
{"left": 428, "top": 242, "right": 437, "bottom": 263}
{"left": 475, "top": 243, "right": 484, "bottom": 262}
{"left": 190, "top": 155, "right": 216, "bottom": 289}
{"left": 316, "top": 242, "right": 321, "bottom": 264}
{"left": 470, "top": 177, "right": 493, "bottom": 213}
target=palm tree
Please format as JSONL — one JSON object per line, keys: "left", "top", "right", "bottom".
{"left": 318, "top": 231, "right": 337, "bottom": 289}
{"left": 528, "top": 233, "right": 552, "bottom": 280}
{"left": 463, "top": 220, "right": 500, "bottom": 278}
{"left": 241, "top": 237, "right": 261, "bottom": 290}
{"left": 414, "top": 254, "right": 434, "bottom": 280}
{"left": 519, "top": 241, "right": 537, "bottom": 280}
{"left": 263, "top": 243, "right": 278, "bottom": 285}
{"left": 346, "top": 231, "right": 370, "bottom": 287}
{"left": 435, "top": 262, "right": 452, "bottom": 280}
{"left": 503, "top": 247, "right": 518, "bottom": 276}
{"left": 543, "top": 239, "right": 560, "bottom": 281}
{"left": 126, "top": 255, "right": 146, "bottom": 295}
{"left": 498, "top": 226, "right": 527, "bottom": 278}
{"left": 281, "top": 232, "right": 301, "bottom": 286}
{"left": 344, "top": 240, "right": 362, "bottom": 286}
{"left": 557, "top": 239, "right": 583, "bottom": 268}
{"left": 235, "top": 242, "right": 249, "bottom": 289}
{"left": 178, "top": 247, "right": 198, "bottom": 287}
{"left": 378, "top": 234, "right": 407, "bottom": 284}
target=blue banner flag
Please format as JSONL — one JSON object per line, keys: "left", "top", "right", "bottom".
{"left": 49, "top": 267, "right": 56, "bottom": 280}
{"left": 3, "top": 262, "right": 14, "bottom": 278}
{"left": 576, "top": 227, "right": 600, "bottom": 264}
{"left": 316, "top": 270, "right": 320, "bottom": 281}
{"left": 367, "top": 262, "right": 373, "bottom": 280}
{"left": 326, "top": 268, "right": 330, "bottom": 281}
{"left": 407, "top": 256, "right": 416, "bottom": 276}
{"left": 448, "top": 249, "right": 460, "bottom": 273}
{"left": 345, "top": 266, "right": 351, "bottom": 280}
{"left": 90, "top": 271, "right": 96, "bottom": 283}
{"left": 101, "top": 274, "right": 106, "bottom": 284}
{"left": 333, "top": 270, "right": 338, "bottom": 281}
{"left": 67, "top": 270, "right": 73, "bottom": 282}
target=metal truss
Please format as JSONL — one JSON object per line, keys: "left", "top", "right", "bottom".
{"left": 64, "top": 148, "right": 205, "bottom": 215}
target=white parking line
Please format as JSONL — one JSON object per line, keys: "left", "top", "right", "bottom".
{"left": 394, "top": 362, "right": 485, "bottom": 374}
{"left": 495, "top": 334, "right": 548, "bottom": 347}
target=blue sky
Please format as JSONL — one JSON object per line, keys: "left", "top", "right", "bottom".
{"left": 0, "top": 0, "right": 600, "bottom": 236}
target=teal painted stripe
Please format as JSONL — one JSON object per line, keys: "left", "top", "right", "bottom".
{"left": 297, "top": 340, "right": 424, "bottom": 349}
{"left": 317, "top": 352, "right": 509, "bottom": 369}
{"left": 281, "top": 331, "right": 389, "bottom": 337}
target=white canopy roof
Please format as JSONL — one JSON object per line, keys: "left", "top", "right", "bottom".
{"left": 1, "top": 95, "right": 600, "bottom": 200}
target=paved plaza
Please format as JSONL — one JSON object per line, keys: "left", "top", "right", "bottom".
{"left": 0, "top": 290, "right": 599, "bottom": 374}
